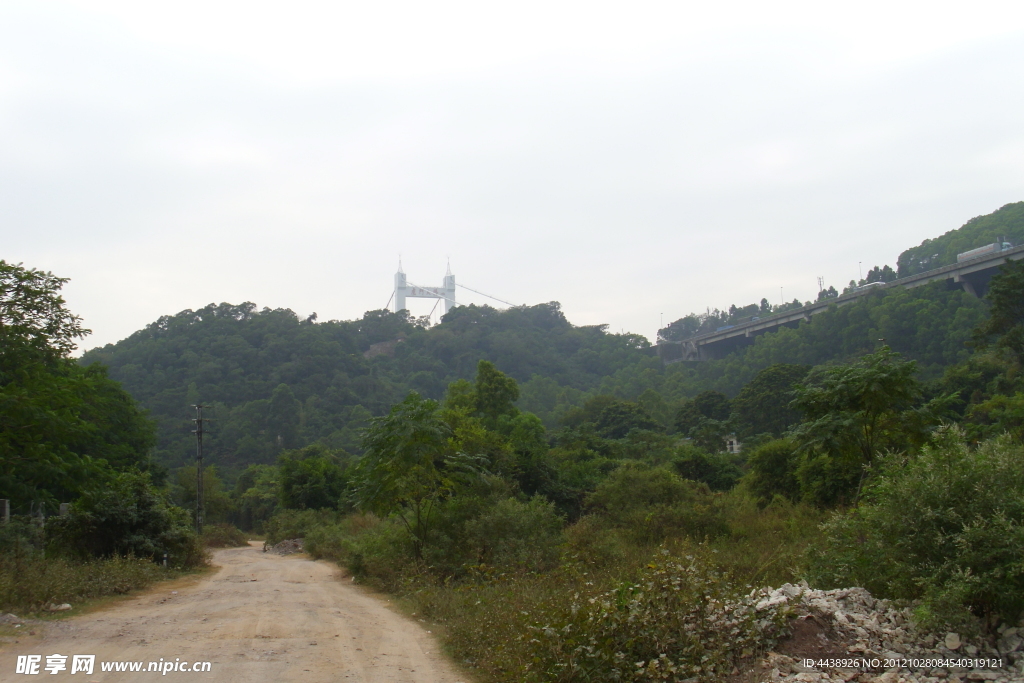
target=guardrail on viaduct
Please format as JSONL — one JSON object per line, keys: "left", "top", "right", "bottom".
{"left": 657, "top": 244, "right": 1024, "bottom": 363}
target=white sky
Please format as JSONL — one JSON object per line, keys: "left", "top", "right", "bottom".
{"left": 3, "top": 0, "right": 1024, "bottom": 350}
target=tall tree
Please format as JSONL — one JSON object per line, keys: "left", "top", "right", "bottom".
{"left": 355, "top": 393, "right": 481, "bottom": 559}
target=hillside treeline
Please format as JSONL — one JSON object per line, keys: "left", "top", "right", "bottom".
{"left": 83, "top": 277, "right": 988, "bottom": 477}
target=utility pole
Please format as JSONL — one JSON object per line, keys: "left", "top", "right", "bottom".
{"left": 191, "top": 405, "right": 210, "bottom": 535}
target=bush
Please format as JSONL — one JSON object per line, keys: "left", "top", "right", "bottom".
{"left": 46, "top": 471, "right": 205, "bottom": 568}
{"left": 671, "top": 443, "right": 742, "bottom": 491}
{"left": 586, "top": 463, "right": 727, "bottom": 543}
{"left": 807, "top": 429, "right": 1024, "bottom": 631}
{"left": 304, "top": 515, "right": 414, "bottom": 591}
{"left": 525, "top": 545, "right": 790, "bottom": 682}
{"left": 263, "top": 508, "right": 339, "bottom": 545}
{"left": 744, "top": 439, "right": 800, "bottom": 504}
{"left": 461, "top": 496, "right": 564, "bottom": 572}
{"left": 201, "top": 523, "right": 249, "bottom": 548}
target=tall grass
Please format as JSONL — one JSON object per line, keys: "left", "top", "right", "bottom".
{"left": 0, "top": 554, "right": 180, "bottom": 614}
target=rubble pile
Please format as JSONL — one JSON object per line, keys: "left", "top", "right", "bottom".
{"left": 268, "top": 539, "right": 304, "bottom": 555}
{"left": 753, "top": 583, "right": 1024, "bottom": 683}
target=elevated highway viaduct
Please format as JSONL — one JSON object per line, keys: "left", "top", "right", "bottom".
{"left": 658, "top": 244, "right": 1024, "bottom": 362}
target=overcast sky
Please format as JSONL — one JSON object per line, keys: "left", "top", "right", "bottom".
{"left": 3, "top": 1, "right": 1024, "bottom": 351}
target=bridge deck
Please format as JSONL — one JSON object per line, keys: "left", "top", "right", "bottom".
{"left": 659, "top": 243, "right": 1024, "bottom": 361}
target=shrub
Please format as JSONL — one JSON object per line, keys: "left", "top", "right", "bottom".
{"left": 671, "top": 443, "right": 742, "bottom": 491}
{"left": 263, "top": 508, "right": 339, "bottom": 544}
{"left": 586, "top": 463, "right": 727, "bottom": 543}
{"left": 807, "top": 429, "right": 1024, "bottom": 631}
{"left": 46, "top": 471, "right": 204, "bottom": 568}
{"left": 201, "top": 523, "right": 249, "bottom": 548}
{"left": 304, "top": 515, "right": 414, "bottom": 591}
{"left": 744, "top": 439, "right": 800, "bottom": 504}
{"left": 525, "top": 545, "right": 790, "bottom": 682}
{"left": 462, "top": 496, "right": 564, "bottom": 572}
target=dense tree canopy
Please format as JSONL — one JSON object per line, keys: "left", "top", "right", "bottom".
{"left": 0, "top": 261, "right": 156, "bottom": 511}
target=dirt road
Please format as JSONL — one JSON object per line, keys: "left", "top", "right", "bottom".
{"left": 0, "top": 543, "right": 468, "bottom": 682}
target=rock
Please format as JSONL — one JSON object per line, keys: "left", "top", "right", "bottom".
{"left": 46, "top": 603, "right": 72, "bottom": 612}
{"left": 964, "top": 645, "right": 978, "bottom": 655}
{"left": 998, "top": 633, "right": 1022, "bottom": 653}
{"left": 945, "top": 632, "right": 962, "bottom": 650}
{"left": 870, "top": 672, "right": 899, "bottom": 683}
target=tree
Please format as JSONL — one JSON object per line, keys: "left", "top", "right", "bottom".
{"left": 474, "top": 360, "right": 520, "bottom": 425}
{"left": 47, "top": 471, "right": 203, "bottom": 567}
{"left": 789, "top": 347, "right": 953, "bottom": 500}
{"left": 277, "top": 444, "right": 349, "bottom": 510}
{"left": 731, "top": 364, "right": 809, "bottom": 438}
{"left": 595, "top": 401, "right": 661, "bottom": 439}
{"left": 355, "top": 393, "right": 481, "bottom": 559}
{"left": 0, "top": 260, "right": 88, "bottom": 362}
{"left": 974, "top": 258, "right": 1024, "bottom": 360}
{"left": 0, "top": 262, "right": 156, "bottom": 509}
{"left": 816, "top": 286, "right": 838, "bottom": 302}
{"left": 671, "top": 443, "right": 741, "bottom": 491}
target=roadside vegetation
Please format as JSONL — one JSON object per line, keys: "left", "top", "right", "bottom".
{"left": 0, "top": 261, "right": 207, "bottom": 614}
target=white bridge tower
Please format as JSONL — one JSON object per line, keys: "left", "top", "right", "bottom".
{"left": 394, "top": 262, "right": 456, "bottom": 314}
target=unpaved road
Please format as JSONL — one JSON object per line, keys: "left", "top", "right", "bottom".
{"left": 0, "top": 543, "right": 468, "bottom": 682}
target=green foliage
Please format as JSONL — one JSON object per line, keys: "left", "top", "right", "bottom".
{"left": 744, "top": 439, "right": 800, "bottom": 503}
{"left": 807, "top": 429, "right": 1024, "bottom": 631}
{"left": 0, "top": 261, "right": 157, "bottom": 510}
{"left": 898, "top": 201, "right": 1024, "bottom": 277}
{"left": 47, "top": 471, "right": 204, "bottom": 568}
{"left": 277, "top": 444, "right": 351, "bottom": 510}
{"left": 263, "top": 508, "right": 340, "bottom": 545}
{"left": 671, "top": 443, "right": 741, "bottom": 491}
{"left": 0, "top": 260, "right": 89, "bottom": 360}
{"left": 731, "top": 364, "right": 809, "bottom": 438}
{"left": 675, "top": 390, "right": 730, "bottom": 433}
{"left": 474, "top": 360, "right": 520, "bottom": 425}
{"left": 201, "top": 523, "right": 249, "bottom": 548}
{"left": 586, "top": 463, "right": 727, "bottom": 542}
{"left": 460, "top": 496, "right": 564, "bottom": 571}
{"left": 790, "top": 347, "right": 943, "bottom": 470}
{"left": 974, "top": 258, "right": 1024, "bottom": 361}
{"left": 172, "top": 465, "right": 234, "bottom": 524}
{"left": 594, "top": 400, "right": 661, "bottom": 438}
{"left": 355, "top": 393, "right": 482, "bottom": 559}
{"left": 82, "top": 302, "right": 654, "bottom": 471}
{"left": 232, "top": 464, "right": 279, "bottom": 532}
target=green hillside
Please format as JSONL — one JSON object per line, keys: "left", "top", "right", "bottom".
{"left": 897, "top": 201, "right": 1024, "bottom": 276}
{"left": 82, "top": 281, "right": 984, "bottom": 476}
{"left": 80, "top": 302, "right": 655, "bottom": 471}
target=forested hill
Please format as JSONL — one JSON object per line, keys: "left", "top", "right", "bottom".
{"left": 897, "top": 201, "right": 1024, "bottom": 276}
{"left": 84, "top": 275, "right": 988, "bottom": 478}
{"left": 81, "top": 302, "right": 656, "bottom": 471}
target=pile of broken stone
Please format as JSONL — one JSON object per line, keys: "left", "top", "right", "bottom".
{"left": 753, "top": 583, "right": 1024, "bottom": 683}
